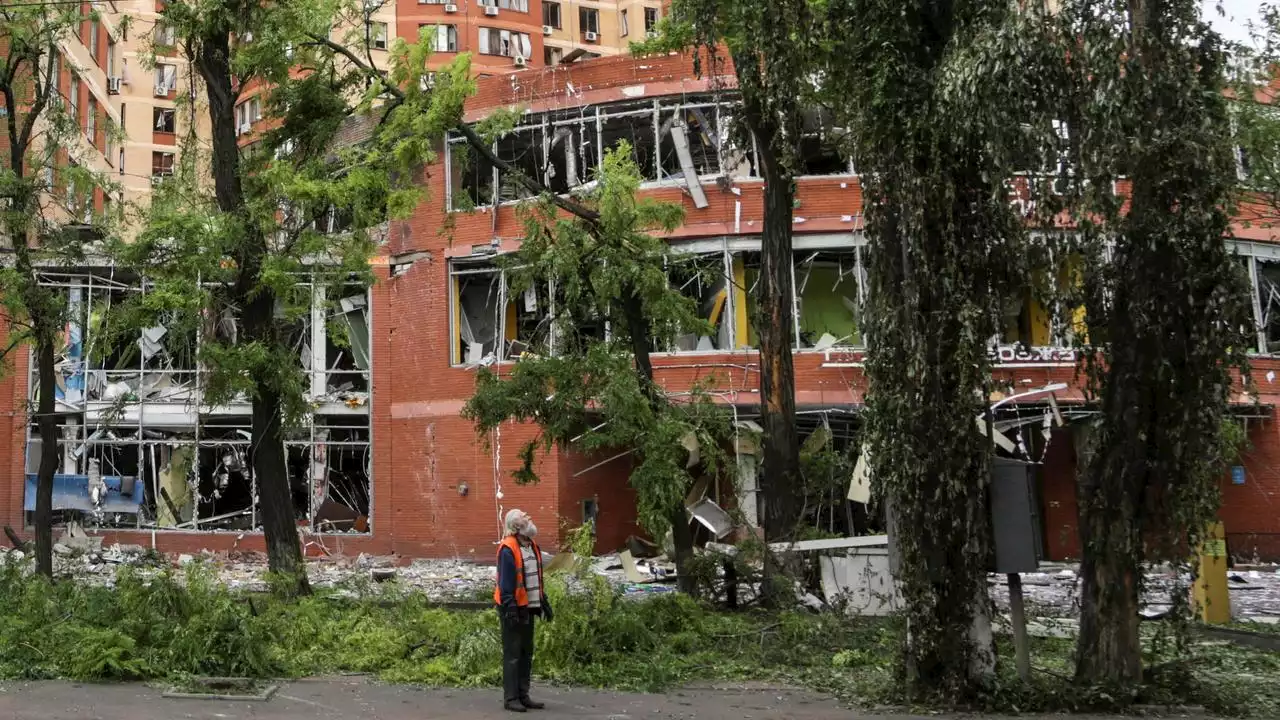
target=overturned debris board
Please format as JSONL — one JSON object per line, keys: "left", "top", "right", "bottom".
{"left": 847, "top": 449, "right": 871, "bottom": 504}
{"left": 770, "top": 535, "right": 888, "bottom": 553}
{"left": 687, "top": 498, "right": 734, "bottom": 539}
{"left": 819, "top": 548, "right": 901, "bottom": 617}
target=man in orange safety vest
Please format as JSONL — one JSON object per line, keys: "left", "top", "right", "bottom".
{"left": 495, "top": 508, "right": 553, "bottom": 712}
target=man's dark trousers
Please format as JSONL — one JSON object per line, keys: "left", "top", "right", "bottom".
{"left": 500, "top": 608, "right": 535, "bottom": 703}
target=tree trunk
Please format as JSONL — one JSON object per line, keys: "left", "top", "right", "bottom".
{"left": 621, "top": 287, "right": 697, "bottom": 593}
{"left": 193, "top": 13, "right": 309, "bottom": 592}
{"left": 753, "top": 134, "right": 801, "bottom": 541}
{"left": 1075, "top": 509, "right": 1142, "bottom": 682}
{"left": 32, "top": 329, "right": 58, "bottom": 579}
{"left": 1074, "top": 348, "right": 1144, "bottom": 683}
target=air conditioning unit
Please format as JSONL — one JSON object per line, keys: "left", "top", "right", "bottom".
{"left": 584, "top": 31, "right": 598, "bottom": 42}
{"left": 154, "top": 84, "right": 170, "bottom": 97}
{"left": 542, "top": 24, "right": 553, "bottom": 35}
{"left": 646, "top": 30, "right": 657, "bottom": 39}
{"left": 513, "top": 55, "right": 526, "bottom": 67}
{"left": 484, "top": 5, "right": 499, "bottom": 15}
{"left": 443, "top": 2, "right": 458, "bottom": 11}
{"left": 150, "top": 175, "right": 166, "bottom": 186}
{"left": 107, "top": 77, "right": 122, "bottom": 94}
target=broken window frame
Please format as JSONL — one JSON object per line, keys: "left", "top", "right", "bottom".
{"left": 656, "top": 246, "right": 735, "bottom": 353}
{"left": 444, "top": 94, "right": 765, "bottom": 211}
{"left": 718, "top": 236, "right": 871, "bottom": 353}
{"left": 22, "top": 269, "right": 373, "bottom": 535}
{"left": 448, "top": 257, "right": 556, "bottom": 366}
{"left": 790, "top": 247, "right": 867, "bottom": 350}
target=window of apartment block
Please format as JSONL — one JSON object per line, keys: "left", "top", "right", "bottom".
{"left": 154, "top": 107, "right": 176, "bottom": 133}
{"left": 792, "top": 249, "right": 866, "bottom": 349}
{"left": 235, "top": 97, "right": 261, "bottom": 134}
{"left": 478, "top": 28, "right": 531, "bottom": 58}
{"left": 151, "top": 151, "right": 175, "bottom": 177}
{"left": 86, "top": 96, "right": 97, "bottom": 141}
{"left": 118, "top": 104, "right": 126, "bottom": 172}
{"left": 644, "top": 7, "right": 659, "bottom": 32}
{"left": 497, "top": 0, "right": 529, "bottom": 10}
{"left": 418, "top": 0, "right": 447, "bottom": 3}
{"left": 155, "top": 64, "right": 178, "bottom": 95}
{"left": 155, "top": 21, "right": 176, "bottom": 47}
{"left": 544, "top": 46, "right": 563, "bottom": 66}
{"left": 579, "top": 7, "right": 599, "bottom": 34}
{"left": 421, "top": 24, "right": 458, "bottom": 52}
{"left": 620, "top": 9, "right": 629, "bottom": 36}
{"left": 69, "top": 74, "right": 81, "bottom": 122}
{"left": 368, "top": 21, "right": 388, "bottom": 49}
{"left": 107, "top": 41, "right": 117, "bottom": 77}
{"left": 543, "top": 1, "right": 561, "bottom": 28}
{"left": 89, "top": 20, "right": 100, "bottom": 60}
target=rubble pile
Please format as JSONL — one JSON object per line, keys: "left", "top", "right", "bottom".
{"left": 6, "top": 536, "right": 1277, "bottom": 624}
{"left": 989, "top": 563, "right": 1280, "bottom": 623}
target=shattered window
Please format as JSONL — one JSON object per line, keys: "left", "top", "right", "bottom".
{"left": 287, "top": 422, "right": 371, "bottom": 531}
{"left": 323, "top": 288, "right": 371, "bottom": 397}
{"left": 1256, "top": 257, "right": 1280, "bottom": 354}
{"left": 658, "top": 104, "right": 721, "bottom": 181}
{"left": 600, "top": 106, "right": 658, "bottom": 181}
{"left": 448, "top": 137, "right": 497, "bottom": 209}
{"left": 450, "top": 260, "right": 553, "bottom": 365}
{"left": 660, "top": 251, "right": 731, "bottom": 352}
{"left": 717, "top": 110, "right": 758, "bottom": 179}
{"left": 496, "top": 125, "right": 546, "bottom": 203}
{"left": 732, "top": 251, "right": 763, "bottom": 349}
{"left": 24, "top": 271, "right": 372, "bottom": 535}
{"left": 797, "top": 108, "right": 851, "bottom": 176}
{"left": 545, "top": 115, "right": 598, "bottom": 192}
{"left": 793, "top": 250, "right": 864, "bottom": 349}
{"left": 453, "top": 265, "right": 504, "bottom": 365}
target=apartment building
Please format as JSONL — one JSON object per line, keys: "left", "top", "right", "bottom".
{"left": 37, "top": 1, "right": 209, "bottom": 209}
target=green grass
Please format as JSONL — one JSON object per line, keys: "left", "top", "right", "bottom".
{"left": 0, "top": 557, "right": 1277, "bottom": 717}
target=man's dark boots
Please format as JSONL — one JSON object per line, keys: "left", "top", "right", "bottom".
{"left": 504, "top": 700, "right": 527, "bottom": 713}
{"left": 520, "top": 697, "right": 545, "bottom": 710}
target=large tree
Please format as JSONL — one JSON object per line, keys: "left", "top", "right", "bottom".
{"left": 116, "top": 0, "right": 470, "bottom": 594}
{"left": 1, "top": 1, "right": 123, "bottom": 577}
{"left": 1050, "top": 0, "right": 1254, "bottom": 683}
{"left": 655, "top": 0, "right": 818, "bottom": 540}
{"left": 462, "top": 146, "right": 731, "bottom": 592}
{"left": 819, "top": 0, "right": 1065, "bottom": 697}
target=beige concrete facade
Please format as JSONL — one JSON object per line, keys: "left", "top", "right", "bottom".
{"left": 540, "top": 0, "right": 663, "bottom": 66}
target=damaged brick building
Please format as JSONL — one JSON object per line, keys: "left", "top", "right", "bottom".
{"left": 3, "top": 52, "right": 1280, "bottom": 562}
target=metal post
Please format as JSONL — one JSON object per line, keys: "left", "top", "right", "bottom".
{"left": 1007, "top": 572, "right": 1031, "bottom": 682}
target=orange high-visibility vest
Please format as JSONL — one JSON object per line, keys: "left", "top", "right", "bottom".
{"left": 494, "top": 535, "right": 542, "bottom": 607}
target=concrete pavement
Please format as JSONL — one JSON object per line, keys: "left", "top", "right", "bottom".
{"left": 0, "top": 676, "right": 1204, "bottom": 719}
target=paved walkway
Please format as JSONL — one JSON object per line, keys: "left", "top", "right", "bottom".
{"left": 0, "top": 676, "right": 1200, "bottom": 719}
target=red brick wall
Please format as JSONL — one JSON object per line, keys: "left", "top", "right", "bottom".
{"left": 0, "top": 320, "right": 29, "bottom": 532}
{"left": 1221, "top": 416, "right": 1280, "bottom": 561}
{"left": 559, "top": 449, "right": 642, "bottom": 555}
{"left": 1040, "top": 428, "right": 1081, "bottom": 560}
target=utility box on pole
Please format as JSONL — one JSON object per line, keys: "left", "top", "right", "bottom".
{"left": 989, "top": 458, "right": 1043, "bottom": 574}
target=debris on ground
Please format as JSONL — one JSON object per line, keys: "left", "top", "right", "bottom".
{"left": 988, "top": 563, "right": 1280, "bottom": 622}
